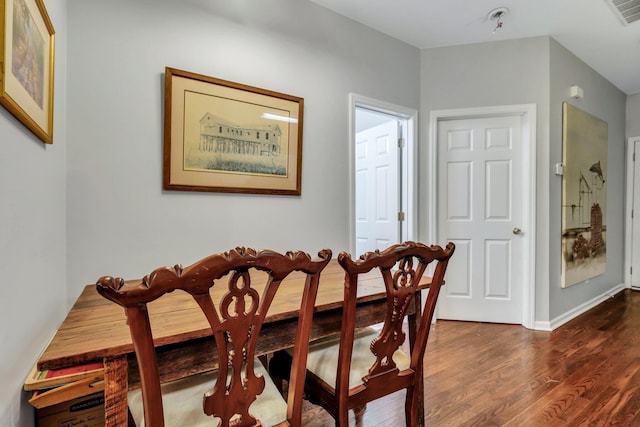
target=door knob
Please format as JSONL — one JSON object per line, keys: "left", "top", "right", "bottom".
{"left": 513, "top": 227, "right": 522, "bottom": 235}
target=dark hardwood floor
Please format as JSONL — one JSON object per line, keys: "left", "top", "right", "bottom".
{"left": 299, "top": 289, "right": 640, "bottom": 426}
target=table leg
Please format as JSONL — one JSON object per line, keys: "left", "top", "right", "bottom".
{"left": 104, "top": 356, "right": 128, "bottom": 427}
{"left": 408, "top": 290, "right": 425, "bottom": 427}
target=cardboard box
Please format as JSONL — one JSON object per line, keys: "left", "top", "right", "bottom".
{"left": 36, "top": 391, "right": 104, "bottom": 427}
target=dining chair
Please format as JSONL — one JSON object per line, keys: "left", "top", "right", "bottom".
{"left": 96, "top": 246, "right": 332, "bottom": 427}
{"left": 272, "top": 241, "right": 454, "bottom": 426}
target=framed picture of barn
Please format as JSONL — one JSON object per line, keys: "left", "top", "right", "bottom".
{"left": 163, "top": 67, "right": 303, "bottom": 195}
{"left": 561, "top": 102, "right": 608, "bottom": 288}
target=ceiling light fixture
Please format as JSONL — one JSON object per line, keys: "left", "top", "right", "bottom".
{"left": 488, "top": 7, "right": 509, "bottom": 34}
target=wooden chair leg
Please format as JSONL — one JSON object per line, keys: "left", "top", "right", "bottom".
{"left": 268, "top": 350, "right": 292, "bottom": 395}
{"left": 353, "top": 404, "right": 366, "bottom": 424}
{"left": 127, "top": 408, "right": 136, "bottom": 427}
{"left": 337, "top": 408, "right": 350, "bottom": 427}
{"left": 405, "top": 385, "right": 420, "bottom": 427}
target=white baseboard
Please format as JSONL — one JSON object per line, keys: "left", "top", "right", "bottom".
{"left": 532, "top": 320, "right": 553, "bottom": 331}
{"left": 534, "top": 283, "right": 626, "bottom": 331}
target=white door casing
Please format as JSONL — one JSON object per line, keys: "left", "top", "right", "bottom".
{"left": 429, "top": 105, "right": 536, "bottom": 328}
{"left": 349, "top": 94, "right": 418, "bottom": 256}
{"left": 355, "top": 120, "right": 400, "bottom": 255}
{"left": 625, "top": 137, "right": 640, "bottom": 289}
{"left": 632, "top": 140, "right": 640, "bottom": 288}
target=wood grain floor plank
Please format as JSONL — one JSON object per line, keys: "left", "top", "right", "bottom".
{"left": 297, "top": 289, "right": 640, "bottom": 426}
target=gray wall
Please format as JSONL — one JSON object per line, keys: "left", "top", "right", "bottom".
{"left": 65, "top": 0, "right": 420, "bottom": 298}
{"left": 1, "top": 1, "right": 632, "bottom": 423}
{"left": 628, "top": 93, "right": 640, "bottom": 137}
{"left": 0, "top": 0, "right": 67, "bottom": 425}
{"left": 548, "top": 39, "right": 626, "bottom": 320}
{"left": 1, "top": 0, "right": 420, "bottom": 424}
{"left": 420, "top": 37, "right": 553, "bottom": 322}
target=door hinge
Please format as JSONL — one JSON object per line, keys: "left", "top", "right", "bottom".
{"left": 398, "top": 212, "right": 405, "bottom": 222}
{"left": 631, "top": 266, "right": 633, "bottom": 275}
{"left": 398, "top": 138, "right": 405, "bottom": 148}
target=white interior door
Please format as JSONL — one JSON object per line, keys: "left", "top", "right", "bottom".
{"left": 631, "top": 139, "right": 640, "bottom": 288}
{"left": 355, "top": 120, "right": 399, "bottom": 255}
{"left": 437, "top": 115, "right": 524, "bottom": 324}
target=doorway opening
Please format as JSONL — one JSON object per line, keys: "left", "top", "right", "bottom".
{"left": 624, "top": 136, "right": 640, "bottom": 290}
{"left": 349, "top": 94, "right": 417, "bottom": 256}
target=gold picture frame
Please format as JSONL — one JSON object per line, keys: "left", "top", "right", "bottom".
{"left": 163, "top": 67, "right": 304, "bottom": 195}
{"left": 0, "top": 0, "right": 55, "bottom": 144}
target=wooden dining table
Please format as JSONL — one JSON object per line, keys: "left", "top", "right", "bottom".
{"left": 35, "top": 259, "right": 431, "bottom": 426}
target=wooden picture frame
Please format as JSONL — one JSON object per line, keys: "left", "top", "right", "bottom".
{"left": 0, "top": 0, "right": 55, "bottom": 144}
{"left": 163, "top": 67, "right": 304, "bottom": 195}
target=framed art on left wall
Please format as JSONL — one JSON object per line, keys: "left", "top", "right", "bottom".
{"left": 0, "top": 0, "right": 55, "bottom": 144}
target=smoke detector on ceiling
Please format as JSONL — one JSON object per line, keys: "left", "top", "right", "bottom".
{"left": 605, "top": 0, "right": 640, "bottom": 25}
{"left": 487, "top": 7, "right": 509, "bottom": 34}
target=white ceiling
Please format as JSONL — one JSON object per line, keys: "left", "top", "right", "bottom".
{"left": 309, "top": 0, "right": 640, "bottom": 95}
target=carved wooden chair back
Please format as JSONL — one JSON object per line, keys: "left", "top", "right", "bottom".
{"left": 303, "top": 241, "right": 454, "bottom": 426}
{"left": 96, "top": 247, "right": 332, "bottom": 427}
